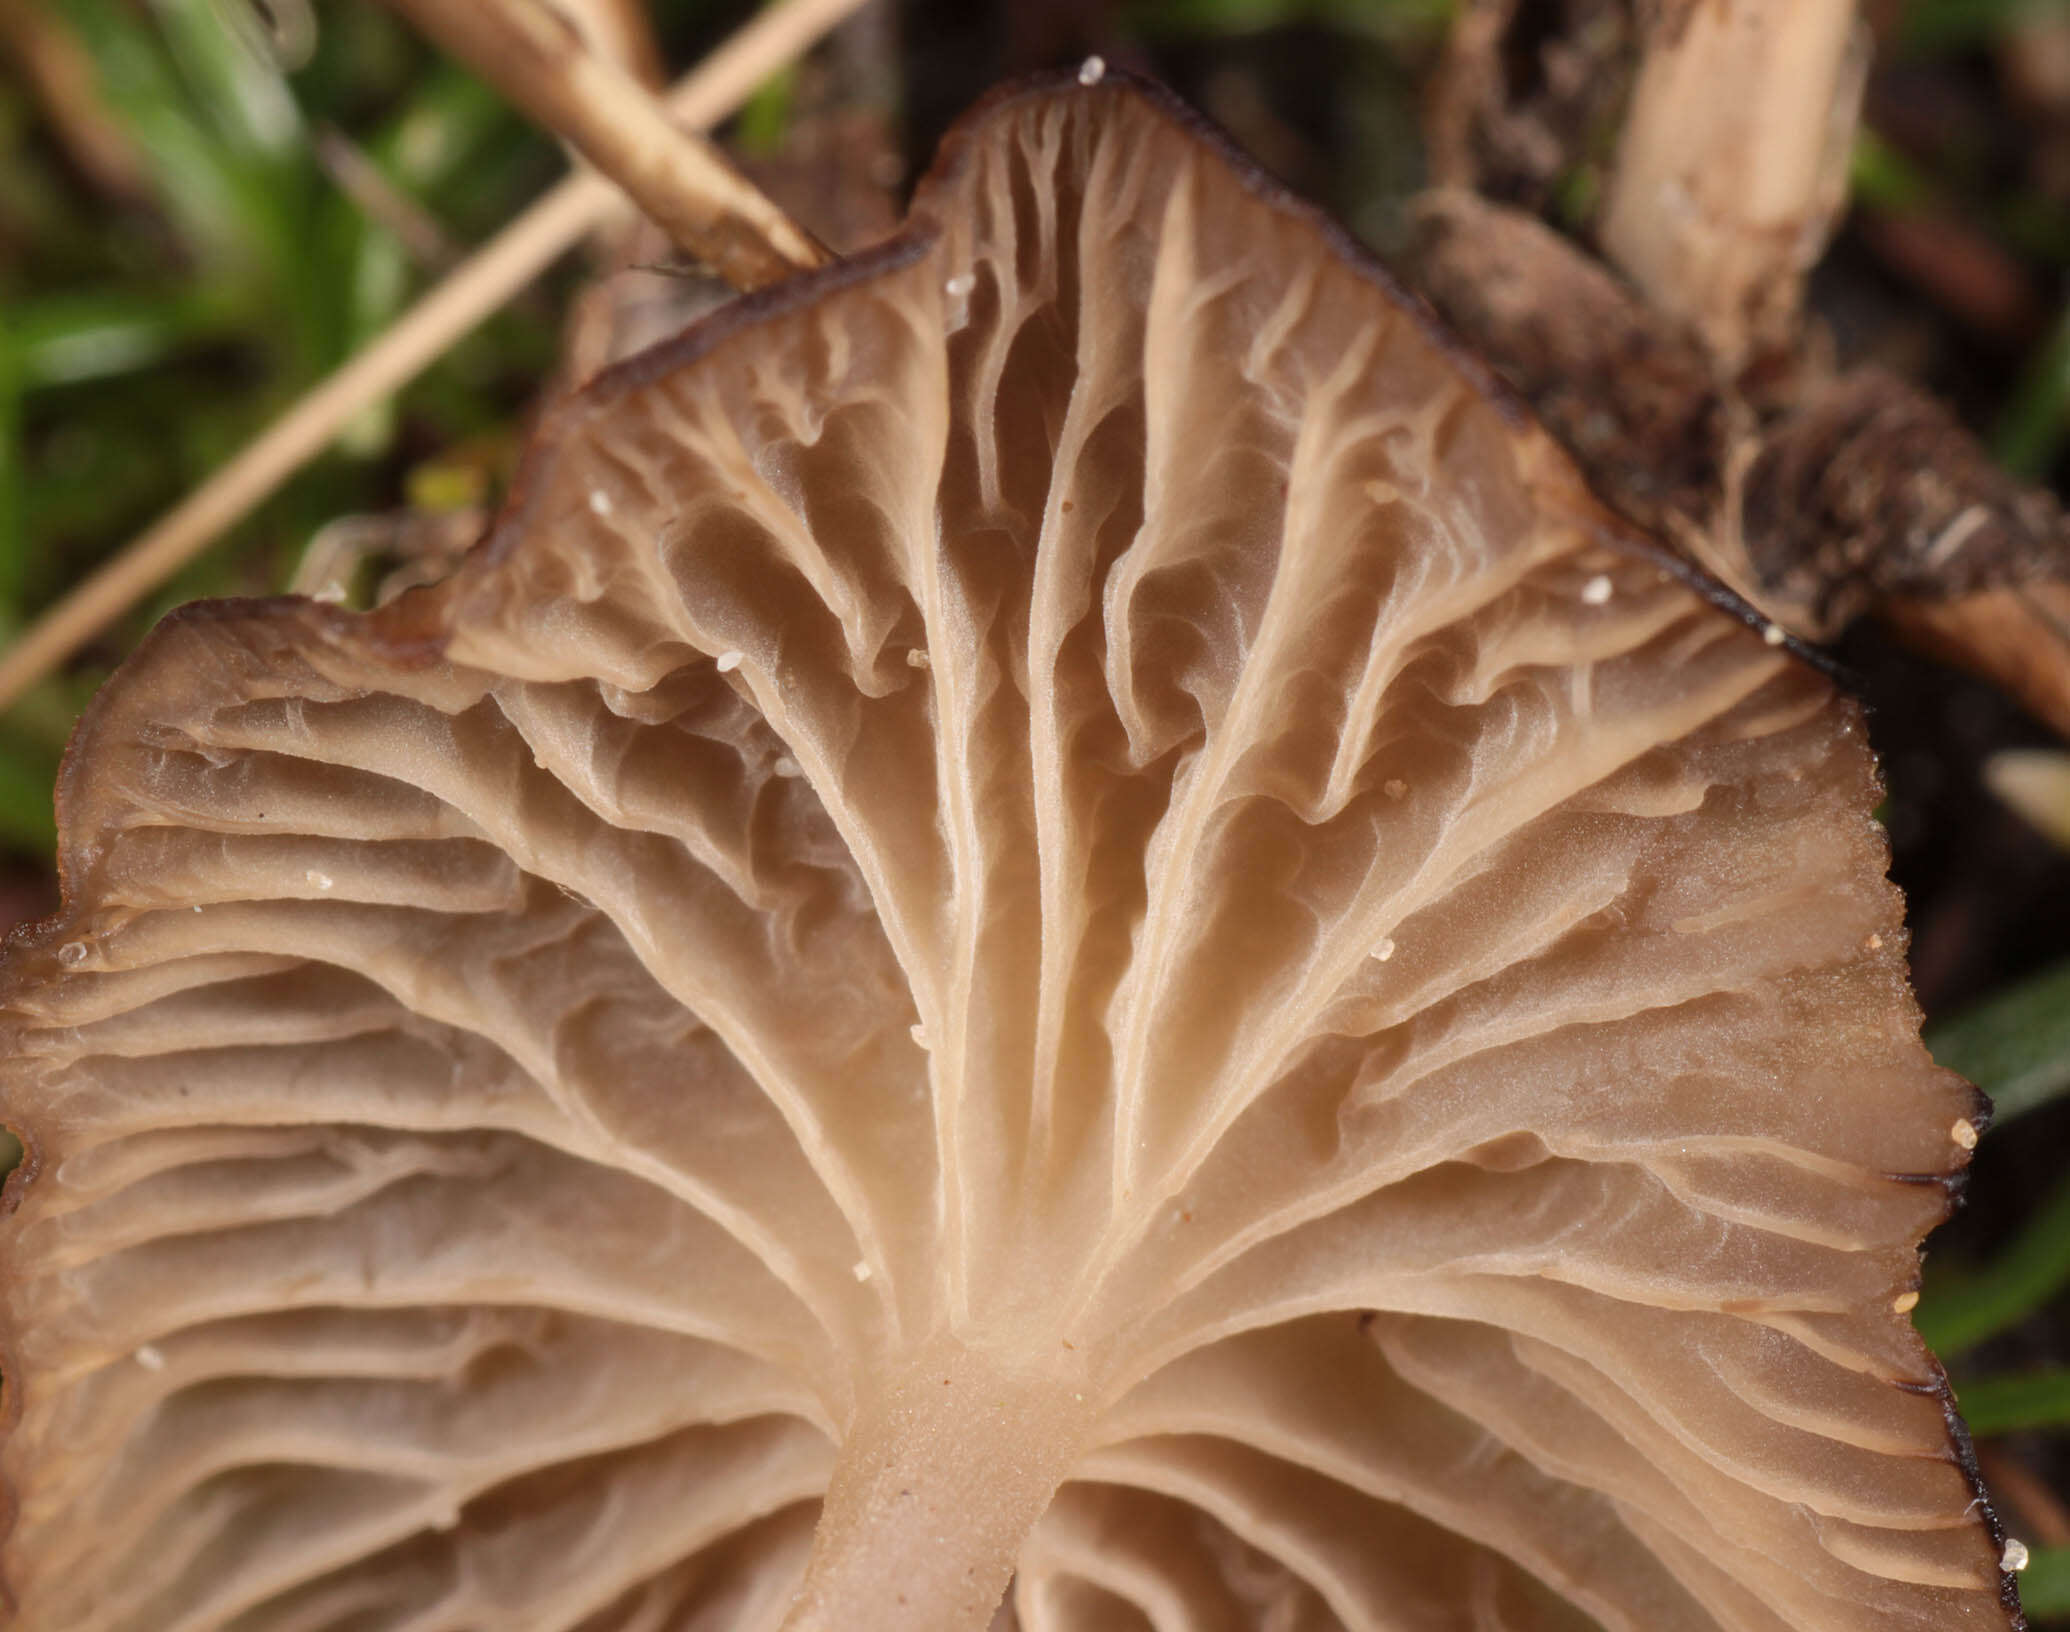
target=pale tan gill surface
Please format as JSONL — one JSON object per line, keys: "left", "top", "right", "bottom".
{"left": 0, "top": 77, "right": 2014, "bottom": 1632}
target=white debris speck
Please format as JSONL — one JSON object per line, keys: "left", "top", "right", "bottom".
{"left": 1761, "top": 622, "right": 1787, "bottom": 647}
{"left": 56, "top": 941, "right": 89, "bottom": 968}
{"left": 1951, "top": 1118, "right": 1979, "bottom": 1151}
{"left": 2004, "top": 1539, "right": 2031, "bottom": 1573}
{"left": 1078, "top": 55, "right": 1107, "bottom": 86}
{"left": 1383, "top": 778, "right": 1408, "bottom": 800}
{"left": 1891, "top": 1290, "right": 1919, "bottom": 1314}
{"left": 773, "top": 756, "right": 802, "bottom": 779}
{"left": 852, "top": 1261, "right": 873, "bottom": 1283}
{"left": 1923, "top": 503, "right": 1989, "bottom": 569}
{"left": 305, "top": 870, "right": 333, "bottom": 891}
{"left": 1864, "top": 932, "right": 1883, "bottom": 952}
{"left": 943, "top": 273, "right": 976, "bottom": 299}
{"left": 1371, "top": 938, "right": 1397, "bottom": 962}
{"left": 586, "top": 489, "right": 613, "bottom": 517}
{"left": 906, "top": 648, "right": 931, "bottom": 669}
{"left": 1580, "top": 575, "right": 1613, "bottom": 606}
{"left": 715, "top": 650, "right": 744, "bottom": 673}
{"left": 133, "top": 1345, "right": 166, "bottom": 1372}
{"left": 910, "top": 1022, "right": 930, "bottom": 1049}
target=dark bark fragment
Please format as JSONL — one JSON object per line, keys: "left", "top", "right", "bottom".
{"left": 1404, "top": 188, "right": 1719, "bottom": 530}
{"left": 1745, "top": 370, "right": 2070, "bottom": 628}
{"left": 1403, "top": 187, "right": 2070, "bottom": 739}
{"left": 1426, "top": 0, "right": 1637, "bottom": 207}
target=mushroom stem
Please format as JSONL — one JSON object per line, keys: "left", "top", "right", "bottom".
{"left": 782, "top": 1339, "right": 1101, "bottom": 1632}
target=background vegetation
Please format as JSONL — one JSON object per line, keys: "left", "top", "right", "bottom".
{"left": 4, "top": 0, "right": 2070, "bottom": 1617}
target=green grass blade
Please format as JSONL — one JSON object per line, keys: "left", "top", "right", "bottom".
{"left": 13, "top": 289, "right": 241, "bottom": 389}
{"left": 1901, "top": 0, "right": 2055, "bottom": 53}
{"left": 1995, "top": 304, "right": 2070, "bottom": 479}
{"left": 1926, "top": 956, "right": 2070, "bottom": 1125}
{"left": 0, "top": 312, "right": 22, "bottom": 621}
{"left": 1850, "top": 127, "right": 1931, "bottom": 214}
{"left": 383, "top": 71, "right": 513, "bottom": 192}
{"left": 1953, "top": 1369, "right": 2070, "bottom": 1436}
{"left": 0, "top": 738, "right": 59, "bottom": 855}
{"left": 64, "top": 0, "right": 273, "bottom": 273}
{"left": 2018, "top": 1545, "right": 2070, "bottom": 1619}
{"left": 1918, "top": 1169, "right": 2070, "bottom": 1357}
{"left": 735, "top": 64, "right": 797, "bottom": 157}
{"left": 150, "top": 0, "right": 304, "bottom": 166}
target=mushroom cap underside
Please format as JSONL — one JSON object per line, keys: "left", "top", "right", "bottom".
{"left": 0, "top": 72, "right": 2018, "bottom": 1632}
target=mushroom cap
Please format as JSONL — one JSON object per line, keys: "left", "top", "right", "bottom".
{"left": 0, "top": 74, "right": 2017, "bottom": 1632}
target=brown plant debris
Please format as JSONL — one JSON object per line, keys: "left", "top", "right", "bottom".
{"left": 1406, "top": 187, "right": 2070, "bottom": 742}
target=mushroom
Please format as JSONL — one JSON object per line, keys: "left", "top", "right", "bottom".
{"left": 0, "top": 72, "right": 2018, "bottom": 1632}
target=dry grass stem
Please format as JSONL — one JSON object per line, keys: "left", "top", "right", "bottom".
{"left": 385, "top": 0, "right": 830, "bottom": 289}
{"left": 0, "top": 0, "right": 869, "bottom": 716}
{"left": 1601, "top": 0, "right": 1865, "bottom": 371}
{"left": 313, "top": 126, "right": 463, "bottom": 271}
{"left": 0, "top": 0, "right": 151, "bottom": 202}
{"left": 1887, "top": 582, "right": 2070, "bottom": 742}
